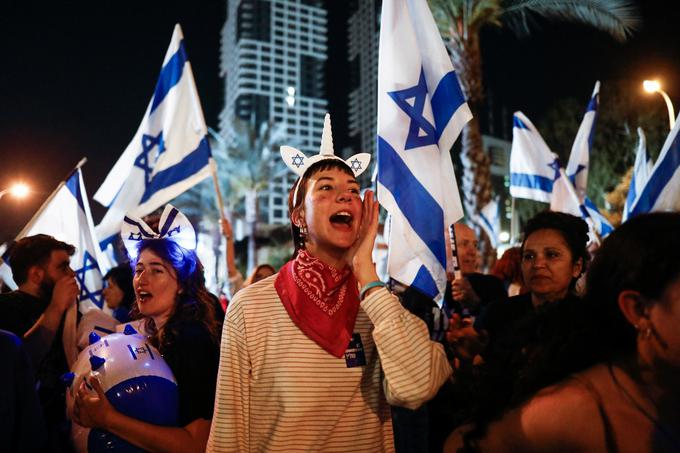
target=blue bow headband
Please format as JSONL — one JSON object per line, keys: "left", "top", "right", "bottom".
{"left": 121, "top": 204, "right": 197, "bottom": 259}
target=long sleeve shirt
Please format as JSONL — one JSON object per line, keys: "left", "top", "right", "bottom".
{"left": 207, "top": 277, "right": 452, "bottom": 453}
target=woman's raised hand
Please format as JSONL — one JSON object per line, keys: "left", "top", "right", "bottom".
{"left": 345, "top": 189, "right": 380, "bottom": 287}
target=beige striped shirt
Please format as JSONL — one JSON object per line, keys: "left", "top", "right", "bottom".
{"left": 207, "top": 275, "right": 452, "bottom": 452}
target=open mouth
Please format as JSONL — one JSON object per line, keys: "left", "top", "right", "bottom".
{"left": 329, "top": 211, "right": 353, "bottom": 228}
{"left": 137, "top": 290, "right": 152, "bottom": 302}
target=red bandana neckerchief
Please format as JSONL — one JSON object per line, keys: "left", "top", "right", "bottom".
{"left": 274, "top": 249, "right": 360, "bottom": 357}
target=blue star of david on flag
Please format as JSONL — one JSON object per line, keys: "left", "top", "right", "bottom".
{"left": 74, "top": 251, "right": 104, "bottom": 308}
{"left": 350, "top": 158, "right": 363, "bottom": 172}
{"left": 134, "top": 132, "right": 166, "bottom": 186}
{"left": 291, "top": 154, "right": 305, "bottom": 168}
{"left": 548, "top": 159, "right": 562, "bottom": 181}
{"left": 388, "top": 68, "right": 437, "bottom": 150}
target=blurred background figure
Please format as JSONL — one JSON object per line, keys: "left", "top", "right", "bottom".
{"left": 102, "top": 264, "right": 135, "bottom": 323}
{"left": 244, "top": 264, "right": 276, "bottom": 287}
{"left": 490, "top": 246, "right": 526, "bottom": 297}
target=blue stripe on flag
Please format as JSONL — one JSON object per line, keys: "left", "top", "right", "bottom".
{"left": 150, "top": 41, "right": 188, "bottom": 115}
{"left": 432, "top": 71, "right": 467, "bottom": 142}
{"left": 587, "top": 95, "right": 598, "bottom": 113}
{"left": 480, "top": 213, "right": 495, "bottom": 238}
{"left": 510, "top": 173, "right": 554, "bottom": 193}
{"left": 139, "top": 137, "right": 211, "bottom": 204}
{"left": 630, "top": 132, "right": 680, "bottom": 216}
{"left": 513, "top": 116, "right": 530, "bottom": 130}
{"left": 377, "top": 136, "right": 447, "bottom": 269}
{"left": 65, "top": 172, "right": 85, "bottom": 212}
{"left": 412, "top": 265, "right": 439, "bottom": 299}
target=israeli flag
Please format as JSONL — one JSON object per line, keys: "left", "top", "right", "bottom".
{"left": 510, "top": 112, "right": 561, "bottom": 203}
{"left": 377, "top": 0, "right": 472, "bottom": 301}
{"left": 629, "top": 112, "right": 680, "bottom": 217}
{"left": 1, "top": 166, "right": 111, "bottom": 313}
{"left": 551, "top": 166, "right": 613, "bottom": 239}
{"left": 476, "top": 198, "right": 501, "bottom": 249}
{"left": 623, "top": 127, "right": 652, "bottom": 221}
{"left": 566, "top": 81, "right": 599, "bottom": 200}
{"left": 95, "top": 24, "right": 212, "bottom": 249}
{"left": 583, "top": 197, "right": 614, "bottom": 238}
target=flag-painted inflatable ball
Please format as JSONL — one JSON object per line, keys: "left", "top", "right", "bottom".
{"left": 66, "top": 327, "right": 178, "bottom": 452}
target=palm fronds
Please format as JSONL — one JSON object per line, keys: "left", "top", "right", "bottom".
{"left": 502, "top": 0, "right": 640, "bottom": 42}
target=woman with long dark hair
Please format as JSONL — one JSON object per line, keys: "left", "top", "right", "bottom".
{"left": 207, "top": 115, "right": 452, "bottom": 452}
{"left": 73, "top": 205, "right": 221, "bottom": 452}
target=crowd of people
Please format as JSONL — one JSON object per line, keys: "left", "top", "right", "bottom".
{"left": 1, "top": 129, "right": 680, "bottom": 452}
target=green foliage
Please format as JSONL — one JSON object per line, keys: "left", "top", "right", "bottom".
{"left": 502, "top": 0, "right": 640, "bottom": 42}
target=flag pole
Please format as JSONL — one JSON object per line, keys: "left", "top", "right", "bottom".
{"left": 209, "top": 158, "right": 227, "bottom": 223}
{"left": 510, "top": 196, "right": 517, "bottom": 245}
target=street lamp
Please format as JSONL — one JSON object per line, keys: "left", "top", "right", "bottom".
{"left": 643, "top": 80, "right": 676, "bottom": 130}
{"left": 0, "top": 182, "right": 30, "bottom": 201}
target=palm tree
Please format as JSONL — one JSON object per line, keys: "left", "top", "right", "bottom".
{"left": 219, "top": 116, "right": 287, "bottom": 272}
{"left": 430, "top": 0, "right": 639, "bottom": 226}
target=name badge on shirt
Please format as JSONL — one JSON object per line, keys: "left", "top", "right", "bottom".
{"left": 344, "top": 333, "right": 366, "bottom": 368}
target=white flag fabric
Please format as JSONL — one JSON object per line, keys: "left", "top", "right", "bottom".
{"left": 94, "top": 24, "right": 212, "bottom": 249}
{"left": 583, "top": 196, "right": 614, "bottom": 238}
{"left": 476, "top": 198, "right": 500, "bottom": 249}
{"left": 623, "top": 127, "right": 651, "bottom": 221}
{"left": 1, "top": 168, "right": 111, "bottom": 313}
{"left": 0, "top": 243, "right": 17, "bottom": 290}
{"left": 377, "top": 0, "right": 472, "bottom": 301}
{"left": 566, "top": 81, "right": 599, "bottom": 200}
{"left": 629, "top": 113, "right": 680, "bottom": 217}
{"left": 551, "top": 168, "right": 583, "bottom": 216}
{"left": 510, "top": 112, "right": 561, "bottom": 203}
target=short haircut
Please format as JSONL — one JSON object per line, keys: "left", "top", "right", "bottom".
{"left": 522, "top": 211, "right": 590, "bottom": 274}
{"left": 287, "top": 159, "right": 357, "bottom": 256}
{"left": 8, "top": 234, "right": 75, "bottom": 285}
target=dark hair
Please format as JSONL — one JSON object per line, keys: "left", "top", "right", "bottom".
{"left": 103, "top": 264, "right": 135, "bottom": 310}
{"left": 586, "top": 212, "right": 680, "bottom": 356}
{"left": 8, "top": 234, "right": 75, "bottom": 285}
{"left": 130, "top": 240, "right": 221, "bottom": 353}
{"left": 521, "top": 211, "right": 590, "bottom": 285}
{"left": 245, "top": 264, "right": 276, "bottom": 286}
{"left": 287, "top": 159, "right": 356, "bottom": 256}
{"left": 490, "top": 246, "right": 524, "bottom": 288}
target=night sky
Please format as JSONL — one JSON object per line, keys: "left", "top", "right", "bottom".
{"left": 1, "top": 0, "right": 679, "bottom": 243}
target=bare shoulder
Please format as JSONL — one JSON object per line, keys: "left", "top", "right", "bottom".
{"left": 444, "top": 374, "right": 608, "bottom": 452}
{"left": 511, "top": 375, "right": 608, "bottom": 451}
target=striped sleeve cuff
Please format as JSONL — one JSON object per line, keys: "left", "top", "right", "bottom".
{"left": 360, "top": 287, "right": 405, "bottom": 326}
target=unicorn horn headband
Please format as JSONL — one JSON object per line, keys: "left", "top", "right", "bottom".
{"left": 280, "top": 113, "right": 371, "bottom": 203}
{"left": 121, "top": 204, "right": 197, "bottom": 259}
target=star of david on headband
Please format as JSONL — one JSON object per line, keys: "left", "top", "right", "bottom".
{"left": 280, "top": 113, "right": 371, "bottom": 179}
{"left": 120, "top": 204, "right": 197, "bottom": 259}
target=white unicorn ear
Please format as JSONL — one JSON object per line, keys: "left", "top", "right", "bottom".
{"left": 319, "top": 113, "right": 334, "bottom": 156}
{"left": 280, "top": 146, "right": 308, "bottom": 177}
{"left": 345, "top": 152, "right": 371, "bottom": 177}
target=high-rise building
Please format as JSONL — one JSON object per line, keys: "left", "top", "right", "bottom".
{"left": 220, "top": 0, "right": 328, "bottom": 224}
{"left": 347, "top": 0, "right": 380, "bottom": 175}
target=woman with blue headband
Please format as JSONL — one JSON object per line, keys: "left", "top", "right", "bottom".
{"left": 73, "top": 205, "right": 221, "bottom": 452}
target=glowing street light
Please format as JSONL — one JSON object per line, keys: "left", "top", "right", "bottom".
{"left": 0, "top": 182, "right": 30, "bottom": 201}
{"left": 643, "top": 80, "right": 675, "bottom": 130}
